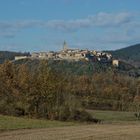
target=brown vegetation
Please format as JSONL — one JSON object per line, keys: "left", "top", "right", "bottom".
{"left": 0, "top": 60, "right": 140, "bottom": 121}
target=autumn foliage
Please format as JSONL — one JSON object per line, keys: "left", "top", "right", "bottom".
{"left": 0, "top": 60, "right": 139, "bottom": 121}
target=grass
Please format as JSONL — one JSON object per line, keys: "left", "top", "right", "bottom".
{"left": 0, "top": 110, "right": 139, "bottom": 131}
{"left": 88, "top": 110, "right": 139, "bottom": 123}
{"left": 0, "top": 115, "right": 78, "bottom": 131}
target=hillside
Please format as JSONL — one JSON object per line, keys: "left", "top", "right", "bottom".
{"left": 14, "top": 59, "right": 140, "bottom": 77}
{"left": 109, "top": 44, "right": 140, "bottom": 67}
{"left": 0, "top": 51, "right": 30, "bottom": 64}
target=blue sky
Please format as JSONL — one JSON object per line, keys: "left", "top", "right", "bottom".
{"left": 0, "top": 0, "right": 140, "bottom": 52}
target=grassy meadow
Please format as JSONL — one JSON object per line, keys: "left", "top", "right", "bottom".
{"left": 0, "top": 115, "right": 79, "bottom": 131}
{"left": 0, "top": 110, "right": 139, "bottom": 131}
{"left": 88, "top": 110, "right": 138, "bottom": 122}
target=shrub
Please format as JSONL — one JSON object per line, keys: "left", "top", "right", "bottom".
{"left": 58, "top": 106, "right": 71, "bottom": 121}
{"left": 55, "top": 106, "right": 100, "bottom": 123}
{"left": 69, "top": 109, "right": 100, "bottom": 123}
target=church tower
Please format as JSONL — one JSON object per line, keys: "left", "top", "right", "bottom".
{"left": 63, "top": 41, "right": 68, "bottom": 51}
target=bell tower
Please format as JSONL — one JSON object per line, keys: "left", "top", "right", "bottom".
{"left": 63, "top": 41, "right": 68, "bottom": 51}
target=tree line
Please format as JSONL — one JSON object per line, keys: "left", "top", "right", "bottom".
{"left": 0, "top": 60, "right": 140, "bottom": 121}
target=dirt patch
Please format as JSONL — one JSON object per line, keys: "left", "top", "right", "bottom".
{"left": 0, "top": 124, "right": 140, "bottom": 140}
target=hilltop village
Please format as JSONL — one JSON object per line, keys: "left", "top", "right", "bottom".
{"left": 15, "top": 41, "right": 119, "bottom": 66}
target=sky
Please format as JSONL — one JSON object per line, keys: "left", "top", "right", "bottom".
{"left": 0, "top": 0, "right": 140, "bottom": 52}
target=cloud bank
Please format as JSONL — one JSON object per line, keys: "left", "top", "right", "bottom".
{"left": 0, "top": 12, "right": 140, "bottom": 51}
{"left": 0, "top": 12, "right": 135, "bottom": 35}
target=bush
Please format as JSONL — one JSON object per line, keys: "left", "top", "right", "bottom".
{"left": 134, "top": 112, "right": 140, "bottom": 120}
{"left": 14, "top": 107, "right": 25, "bottom": 117}
{"left": 69, "top": 109, "right": 100, "bottom": 123}
{"left": 58, "top": 106, "right": 71, "bottom": 121}
{"left": 55, "top": 106, "right": 100, "bottom": 123}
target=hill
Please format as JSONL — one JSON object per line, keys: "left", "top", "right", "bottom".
{"left": 0, "top": 51, "right": 30, "bottom": 64}
{"left": 109, "top": 44, "right": 140, "bottom": 67}
{"left": 14, "top": 59, "right": 140, "bottom": 77}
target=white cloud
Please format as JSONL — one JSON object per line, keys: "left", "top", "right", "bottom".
{"left": 0, "top": 12, "right": 134, "bottom": 36}
{"left": 89, "top": 12, "right": 133, "bottom": 27}
{"left": 44, "top": 12, "right": 133, "bottom": 31}
{"left": 0, "top": 11, "right": 139, "bottom": 51}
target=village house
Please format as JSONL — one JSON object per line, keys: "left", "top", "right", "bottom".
{"left": 112, "top": 60, "right": 119, "bottom": 67}
{"left": 14, "top": 41, "right": 118, "bottom": 66}
{"left": 15, "top": 56, "right": 28, "bottom": 61}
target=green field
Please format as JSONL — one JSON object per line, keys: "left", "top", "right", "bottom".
{"left": 88, "top": 110, "right": 138, "bottom": 122}
{"left": 0, "top": 110, "right": 139, "bottom": 131}
{"left": 0, "top": 115, "right": 78, "bottom": 131}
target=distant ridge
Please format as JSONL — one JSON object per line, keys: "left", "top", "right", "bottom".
{"left": 0, "top": 51, "right": 30, "bottom": 63}
{"left": 109, "top": 44, "right": 140, "bottom": 67}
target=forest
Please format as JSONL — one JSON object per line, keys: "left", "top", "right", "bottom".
{"left": 108, "top": 44, "right": 140, "bottom": 67}
{"left": 0, "top": 60, "right": 140, "bottom": 122}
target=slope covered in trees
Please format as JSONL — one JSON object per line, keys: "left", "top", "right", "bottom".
{"left": 0, "top": 60, "right": 140, "bottom": 122}
{"left": 109, "top": 44, "right": 140, "bottom": 66}
{"left": 0, "top": 51, "right": 30, "bottom": 63}
{"left": 15, "top": 59, "right": 140, "bottom": 78}
{"left": 0, "top": 61, "right": 98, "bottom": 122}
